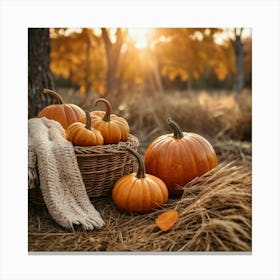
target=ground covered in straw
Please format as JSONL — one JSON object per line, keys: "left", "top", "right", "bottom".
{"left": 28, "top": 140, "right": 251, "bottom": 252}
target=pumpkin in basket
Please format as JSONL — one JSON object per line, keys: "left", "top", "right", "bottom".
{"left": 80, "top": 98, "right": 129, "bottom": 144}
{"left": 66, "top": 111, "right": 104, "bottom": 146}
{"left": 112, "top": 147, "right": 169, "bottom": 214}
{"left": 37, "top": 89, "right": 85, "bottom": 129}
{"left": 144, "top": 118, "right": 218, "bottom": 196}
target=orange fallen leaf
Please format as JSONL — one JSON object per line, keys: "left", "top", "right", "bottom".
{"left": 155, "top": 209, "right": 179, "bottom": 231}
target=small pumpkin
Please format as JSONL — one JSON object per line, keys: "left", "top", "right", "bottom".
{"left": 37, "top": 89, "right": 85, "bottom": 129}
{"left": 144, "top": 118, "right": 218, "bottom": 196}
{"left": 65, "top": 111, "right": 104, "bottom": 146}
{"left": 90, "top": 98, "right": 129, "bottom": 144}
{"left": 112, "top": 147, "right": 169, "bottom": 214}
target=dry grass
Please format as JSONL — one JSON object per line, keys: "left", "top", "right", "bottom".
{"left": 28, "top": 89, "right": 252, "bottom": 252}
{"left": 58, "top": 88, "right": 252, "bottom": 144}
{"left": 29, "top": 160, "right": 251, "bottom": 252}
{"left": 213, "top": 140, "right": 251, "bottom": 167}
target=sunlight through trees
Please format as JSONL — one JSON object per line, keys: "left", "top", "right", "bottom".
{"left": 49, "top": 28, "right": 251, "bottom": 96}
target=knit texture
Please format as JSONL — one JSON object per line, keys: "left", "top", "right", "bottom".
{"left": 28, "top": 117, "right": 105, "bottom": 230}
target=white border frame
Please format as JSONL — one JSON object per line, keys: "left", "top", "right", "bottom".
{"left": 1, "top": 0, "right": 279, "bottom": 279}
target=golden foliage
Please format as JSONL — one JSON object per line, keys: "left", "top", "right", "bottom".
{"left": 155, "top": 28, "right": 236, "bottom": 82}
{"left": 50, "top": 28, "right": 251, "bottom": 93}
{"left": 50, "top": 28, "right": 106, "bottom": 93}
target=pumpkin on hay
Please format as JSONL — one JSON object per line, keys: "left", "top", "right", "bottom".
{"left": 112, "top": 147, "right": 169, "bottom": 214}
{"left": 80, "top": 98, "right": 129, "bottom": 144}
{"left": 65, "top": 111, "right": 104, "bottom": 146}
{"left": 37, "top": 89, "right": 85, "bottom": 129}
{"left": 144, "top": 118, "right": 218, "bottom": 196}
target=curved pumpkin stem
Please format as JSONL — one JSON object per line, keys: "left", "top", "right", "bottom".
{"left": 43, "top": 89, "right": 64, "bottom": 104}
{"left": 127, "top": 146, "right": 146, "bottom": 179}
{"left": 167, "top": 118, "right": 184, "bottom": 139}
{"left": 95, "top": 98, "right": 112, "bottom": 122}
{"left": 85, "top": 110, "right": 92, "bottom": 130}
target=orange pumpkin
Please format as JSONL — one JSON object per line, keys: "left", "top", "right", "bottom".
{"left": 65, "top": 111, "right": 104, "bottom": 146}
{"left": 144, "top": 118, "right": 218, "bottom": 196}
{"left": 37, "top": 89, "right": 85, "bottom": 129}
{"left": 79, "top": 110, "right": 105, "bottom": 123}
{"left": 90, "top": 98, "right": 129, "bottom": 144}
{"left": 112, "top": 147, "right": 169, "bottom": 214}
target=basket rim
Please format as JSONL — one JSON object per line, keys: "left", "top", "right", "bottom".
{"left": 73, "top": 134, "right": 139, "bottom": 155}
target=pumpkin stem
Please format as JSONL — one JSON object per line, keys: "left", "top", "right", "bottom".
{"left": 126, "top": 147, "right": 146, "bottom": 179}
{"left": 85, "top": 110, "right": 92, "bottom": 130}
{"left": 43, "top": 89, "right": 64, "bottom": 104}
{"left": 167, "top": 118, "right": 184, "bottom": 139}
{"left": 95, "top": 98, "right": 112, "bottom": 122}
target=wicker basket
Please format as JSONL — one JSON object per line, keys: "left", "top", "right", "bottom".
{"left": 28, "top": 134, "right": 139, "bottom": 204}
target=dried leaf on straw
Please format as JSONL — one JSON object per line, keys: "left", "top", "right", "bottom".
{"left": 155, "top": 209, "right": 179, "bottom": 231}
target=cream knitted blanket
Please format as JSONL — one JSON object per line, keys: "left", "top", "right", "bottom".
{"left": 28, "top": 117, "right": 105, "bottom": 230}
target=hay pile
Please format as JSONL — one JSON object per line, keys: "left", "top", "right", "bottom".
{"left": 213, "top": 140, "right": 252, "bottom": 166}
{"left": 29, "top": 160, "right": 251, "bottom": 252}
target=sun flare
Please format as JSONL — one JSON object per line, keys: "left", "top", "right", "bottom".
{"left": 128, "top": 28, "right": 151, "bottom": 49}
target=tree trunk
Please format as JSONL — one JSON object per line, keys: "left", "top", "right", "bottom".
{"left": 79, "top": 29, "right": 94, "bottom": 107}
{"left": 232, "top": 28, "right": 244, "bottom": 94}
{"left": 101, "top": 28, "right": 124, "bottom": 95}
{"left": 28, "top": 28, "right": 55, "bottom": 118}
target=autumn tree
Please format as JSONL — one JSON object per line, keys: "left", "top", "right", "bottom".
{"left": 231, "top": 28, "right": 245, "bottom": 94}
{"left": 50, "top": 28, "right": 106, "bottom": 104}
{"left": 101, "top": 28, "right": 126, "bottom": 95}
{"left": 243, "top": 36, "right": 252, "bottom": 88}
{"left": 51, "top": 28, "right": 127, "bottom": 97}
{"left": 153, "top": 28, "right": 235, "bottom": 91}
{"left": 28, "top": 28, "right": 55, "bottom": 118}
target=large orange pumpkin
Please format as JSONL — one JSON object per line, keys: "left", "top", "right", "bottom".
{"left": 144, "top": 118, "right": 218, "bottom": 196}
{"left": 90, "top": 98, "right": 129, "bottom": 144}
{"left": 37, "top": 89, "right": 85, "bottom": 129}
{"left": 112, "top": 147, "right": 169, "bottom": 214}
{"left": 65, "top": 111, "right": 104, "bottom": 146}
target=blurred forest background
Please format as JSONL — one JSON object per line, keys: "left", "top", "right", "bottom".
{"left": 28, "top": 27, "right": 252, "bottom": 151}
